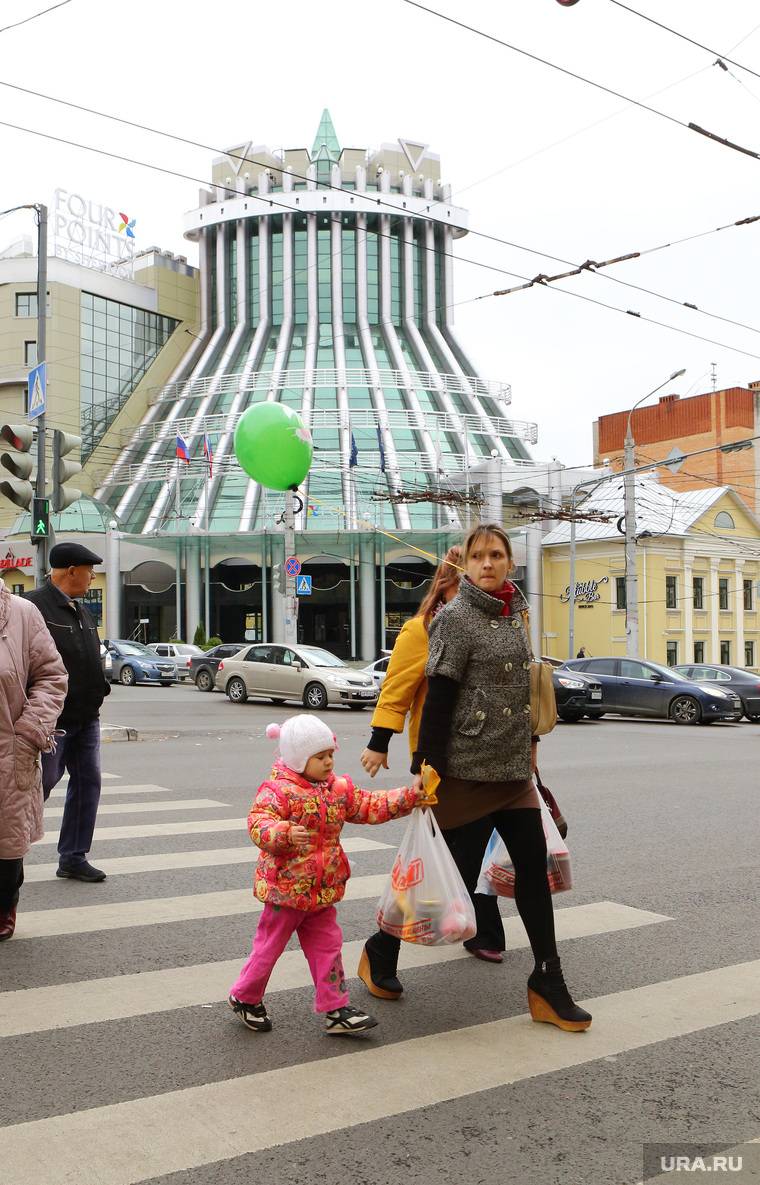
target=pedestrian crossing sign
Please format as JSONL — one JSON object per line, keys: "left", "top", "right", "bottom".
{"left": 297, "top": 574, "right": 312, "bottom": 594}
{"left": 28, "top": 361, "right": 46, "bottom": 421}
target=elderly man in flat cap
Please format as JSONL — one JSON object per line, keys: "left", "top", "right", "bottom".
{"left": 26, "top": 543, "right": 111, "bottom": 882}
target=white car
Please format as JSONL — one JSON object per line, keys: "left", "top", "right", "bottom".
{"left": 361, "top": 656, "right": 391, "bottom": 687}
{"left": 215, "top": 643, "right": 379, "bottom": 710}
{"left": 149, "top": 642, "right": 204, "bottom": 680}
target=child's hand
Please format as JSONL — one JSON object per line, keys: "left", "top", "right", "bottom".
{"left": 360, "top": 747, "right": 388, "bottom": 777}
{"left": 289, "top": 824, "right": 309, "bottom": 845}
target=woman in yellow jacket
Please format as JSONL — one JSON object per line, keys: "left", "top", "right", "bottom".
{"left": 358, "top": 546, "right": 506, "bottom": 1000}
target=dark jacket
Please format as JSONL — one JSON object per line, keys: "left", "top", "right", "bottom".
{"left": 25, "top": 579, "right": 110, "bottom": 724}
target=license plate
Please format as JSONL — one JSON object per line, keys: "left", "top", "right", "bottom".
{"left": 590, "top": 691, "right": 602, "bottom": 700}
{"left": 360, "top": 689, "right": 375, "bottom": 697}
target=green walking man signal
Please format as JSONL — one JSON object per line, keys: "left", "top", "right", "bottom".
{"left": 31, "top": 497, "right": 49, "bottom": 541}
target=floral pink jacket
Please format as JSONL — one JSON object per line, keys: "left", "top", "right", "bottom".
{"left": 248, "top": 759, "right": 417, "bottom": 911}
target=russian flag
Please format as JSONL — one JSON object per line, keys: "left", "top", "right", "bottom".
{"left": 203, "top": 432, "right": 213, "bottom": 477}
{"left": 176, "top": 433, "right": 190, "bottom": 465}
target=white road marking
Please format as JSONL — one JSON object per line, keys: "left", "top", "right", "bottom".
{"left": 32, "top": 818, "right": 261, "bottom": 845}
{"left": 22, "top": 837, "right": 391, "bottom": 883}
{"left": 48, "top": 784, "right": 177, "bottom": 798}
{"left": 2, "top": 959, "right": 758, "bottom": 1185}
{"left": 43, "top": 798, "right": 227, "bottom": 819}
{"left": 0, "top": 902, "right": 669, "bottom": 1037}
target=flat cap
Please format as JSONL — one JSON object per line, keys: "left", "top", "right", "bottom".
{"left": 49, "top": 542, "right": 103, "bottom": 568}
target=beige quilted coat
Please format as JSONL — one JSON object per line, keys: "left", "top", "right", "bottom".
{"left": 0, "top": 581, "right": 68, "bottom": 860}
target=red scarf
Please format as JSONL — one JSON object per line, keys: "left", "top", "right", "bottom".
{"left": 488, "top": 581, "right": 516, "bottom": 616}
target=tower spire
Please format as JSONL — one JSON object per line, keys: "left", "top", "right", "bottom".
{"left": 311, "top": 109, "right": 340, "bottom": 161}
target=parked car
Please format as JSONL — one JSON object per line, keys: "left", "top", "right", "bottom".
{"left": 561, "top": 657, "right": 742, "bottom": 724}
{"left": 361, "top": 656, "right": 391, "bottom": 688}
{"left": 553, "top": 668, "right": 604, "bottom": 723}
{"left": 215, "top": 643, "right": 379, "bottom": 709}
{"left": 100, "top": 642, "right": 112, "bottom": 679}
{"left": 673, "top": 664, "right": 760, "bottom": 722}
{"left": 189, "top": 642, "right": 247, "bottom": 692}
{"left": 148, "top": 642, "right": 204, "bottom": 680}
{"left": 105, "top": 639, "right": 179, "bottom": 686}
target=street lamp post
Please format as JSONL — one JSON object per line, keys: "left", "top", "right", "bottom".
{"left": 623, "top": 369, "right": 685, "bottom": 658}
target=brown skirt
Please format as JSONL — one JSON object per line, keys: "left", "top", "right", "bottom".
{"left": 431, "top": 775, "right": 539, "bottom": 830}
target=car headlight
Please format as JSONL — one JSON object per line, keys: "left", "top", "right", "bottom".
{"left": 137, "top": 660, "right": 154, "bottom": 669}
{"left": 557, "top": 677, "right": 585, "bottom": 689}
{"left": 326, "top": 675, "right": 351, "bottom": 687}
{"left": 708, "top": 688, "right": 729, "bottom": 699}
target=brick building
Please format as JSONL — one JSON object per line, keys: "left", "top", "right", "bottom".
{"left": 593, "top": 384, "right": 760, "bottom": 512}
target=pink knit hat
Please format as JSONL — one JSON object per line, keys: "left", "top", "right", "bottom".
{"left": 266, "top": 715, "right": 337, "bottom": 773}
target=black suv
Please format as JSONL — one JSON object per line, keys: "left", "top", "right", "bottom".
{"left": 189, "top": 643, "right": 247, "bottom": 692}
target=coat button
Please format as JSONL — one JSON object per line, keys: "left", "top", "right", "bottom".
{"left": 523, "top": 660, "right": 531, "bottom": 670}
{"left": 476, "top": 711, "right": 486, "bottom": 720}
{"left": 523, "top": 705, "right": 531, "bottom": 713}
{"left": 504, "top": 662, "right": 512, "bottom": 672}
{"left": 511, "top": 618, "right": 520, "bottom": 628}
{"left": 502, "top": 707, "right": 512, "bottom": 716}
{"left": 490, "top": 620, "right": 499, "bottom": 629}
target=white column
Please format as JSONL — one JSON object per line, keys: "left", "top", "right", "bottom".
{"left": 271, "top": 537, "right": 285, "bottom": 644}
{"left": 709, "top": 561, "right": 720, "bottom": 662}
{"left": 735, "top": 563, "right": 745, "bottom": 668}
{"left": 105, "top": 522, "right": 121, "bottom": 639}
{"left": 359, "top": 534, "right": 376, "bottom": 661}
{"left": 184, "top": 538, "right": 202, "bottom": 643}
{"left": 526, "top": 520, "right": 542, "bottom": 656}
{"left": 683, "top": 561, "right": 693, "bottom": 665}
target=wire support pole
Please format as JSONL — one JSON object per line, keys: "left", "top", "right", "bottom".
{"left": 34, "top": 203, "right": 48, "bottom": 587}
{"left": 623, "top": 433, "right": 639, "bottom": 658}
{"left": 283, "top": 490, "right": 297, "bottom": 646}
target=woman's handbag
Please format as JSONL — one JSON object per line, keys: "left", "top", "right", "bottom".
{"left": 377, "top": 808, "right": 476, "bottom": 946}
{"left": 535, "top": 767, "right": 567, "bottom": 839}
{"left": 530, "top": 658, "right": 557, "bottom": 736}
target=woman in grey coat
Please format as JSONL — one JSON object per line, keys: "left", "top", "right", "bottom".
{"left": 411, "top": 522, "right": 592, "bottom": 1031}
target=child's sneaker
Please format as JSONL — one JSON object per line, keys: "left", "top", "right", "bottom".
{"left": 228, "top": 994, "right": 272, "bottom": 1032}
{"left": 325, "top": 1005, "right": 378, "bottom": 1036}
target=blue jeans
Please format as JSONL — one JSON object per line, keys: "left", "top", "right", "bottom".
{"left": 42, "top": 717, "right": 102, "bottom": 868}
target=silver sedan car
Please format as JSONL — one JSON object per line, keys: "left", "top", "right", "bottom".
{"left": 215, "top": 643, "right": 379, "bottom": 710}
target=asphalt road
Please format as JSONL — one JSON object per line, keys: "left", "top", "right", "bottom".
{"left": 1, "top": 685, "right": 758, "bottom": 1185}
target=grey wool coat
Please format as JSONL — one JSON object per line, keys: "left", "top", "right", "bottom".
{"left": 425, "top": 577, "right": 533, "bottom": 783}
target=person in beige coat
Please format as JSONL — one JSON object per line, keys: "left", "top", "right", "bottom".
{"left": 0, "top": 580, "right": 68, "bottom": 941}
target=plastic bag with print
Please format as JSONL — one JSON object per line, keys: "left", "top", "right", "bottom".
{"left": 377, "top": 808, "right": 476, "bottom": 946}
{"left": 477, "top": 796, "right": 573, "bottom": 898}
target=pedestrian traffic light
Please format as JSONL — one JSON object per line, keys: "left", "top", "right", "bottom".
{"left": 0, "top": 423, "right": 35, "bottom": 510}
{"left": 272, "top": 562, "right": 286, "bottom": 594}
{"left": 52, "top": 429, "right": 82, "bottom": 512}
{"left": 31, "top": 497, "right": 49, "bottom": 540}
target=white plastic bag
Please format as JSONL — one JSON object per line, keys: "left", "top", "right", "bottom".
{"left": 377, "top": 808, "right": 477, "bottom": 946}
{"left": 478, "top": 796, "right": 573, "bottom": 897}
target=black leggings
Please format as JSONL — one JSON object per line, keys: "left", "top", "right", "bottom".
{"left": 369, "top": 807, "right": 557, "bottom": 970}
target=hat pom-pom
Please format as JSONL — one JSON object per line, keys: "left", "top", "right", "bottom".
{"left": 265, "top": 723, "right": 281, "bottom": 740}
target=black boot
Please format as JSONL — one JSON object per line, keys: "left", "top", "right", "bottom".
{"left": 358, "top": 932, "right": 403, "bottom": 1000}
{"left": 527, "top": 957, "right": 592, "bottom": 1031}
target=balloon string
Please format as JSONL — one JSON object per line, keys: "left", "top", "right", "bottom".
{"left": 296, "top": 489, "right": 467, "bottom": 571}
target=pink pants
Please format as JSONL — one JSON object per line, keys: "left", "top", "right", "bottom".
{"left": 230, "top": 902, "right": 349, "bottom": 1013}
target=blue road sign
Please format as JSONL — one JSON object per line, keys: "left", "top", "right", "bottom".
{"left": 285, "top": 556, "right": 301, "bottom": 576}
{"left": 297, "top": 574, "right": 312, "bottom": 595}
{"left": 28, "top": 361, "right": 46, "bottom": 421}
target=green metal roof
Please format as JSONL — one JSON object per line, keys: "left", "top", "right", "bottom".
{"left": 311, "top": 109, "right": 340, "bottom": 162}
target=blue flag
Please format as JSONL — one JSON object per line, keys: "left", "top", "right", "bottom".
{"left": 376, "top": 424, "right": 386, "bottom": 473}
{"left": 349, "top": 433, "right": 358, "bottom": 468}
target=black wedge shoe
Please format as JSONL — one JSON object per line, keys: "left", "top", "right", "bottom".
{"left": 527, "top": 957, "right": 592, "bottom": 1031}
{"left": 357, "top": 935, "right": 403, "bottom": 1000}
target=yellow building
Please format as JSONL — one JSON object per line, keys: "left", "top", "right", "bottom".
{"left": 541, "top": 477, "right": 760, "bottom": 671}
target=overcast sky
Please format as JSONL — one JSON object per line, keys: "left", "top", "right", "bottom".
{"left": 2, "top": 0, "right": 760, "bottom": 468}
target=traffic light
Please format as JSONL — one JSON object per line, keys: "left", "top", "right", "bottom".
{"left": 31, "top": 497, "right": 49, "bottom": 540}
{"left": 0, "top": 423, "right": 35, "bottom": 510}
{"left": 272, "top": 562, "right": 286, "bottom": 594}
{"left": 52, "top": 429, "right": 82, "bottom": 512}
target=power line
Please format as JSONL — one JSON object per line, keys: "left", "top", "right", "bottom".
{"left": 0, "top": 0, "right": 72, "bottom": 35}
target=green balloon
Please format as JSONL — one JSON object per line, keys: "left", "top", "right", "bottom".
{"left": 234, "top": 403, "right": 313, "bottom": 491}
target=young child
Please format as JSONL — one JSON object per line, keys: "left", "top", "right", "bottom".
{"left": 229, "top": 714, "right": 425, "bottom": 1036}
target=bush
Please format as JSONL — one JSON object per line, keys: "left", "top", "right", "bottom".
{"left": 193, "top": 622, "right": 207, "bottom": 647}
{"left": 203, "top": 636, "right": 223, "bottom": 651}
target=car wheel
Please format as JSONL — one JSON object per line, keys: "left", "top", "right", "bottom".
{"left": 270, "top": 698, "right": 286, "bottom": 705}
{"left": 195, "top": 670, "right": 213, "bottom": 692}
{"left": 557, "top": 709, "right": 583, "bottom": 723}
{"left": 119, "top": 665, "right": 136, "bottom": 686}
{"left": 584, "top": 710, "right": 605, "bottom": 719}
{"left": 304, "top": 682, "right": 327, "bottom": 710}
{"left": 669, "top": 695, "right": 701, "bottom": 725}
{"left": 226, "top": 677, "right": 248, "bottom": 704}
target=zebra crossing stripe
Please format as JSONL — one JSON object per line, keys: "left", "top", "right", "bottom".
{"left": 0, "top": 902, "right": 669, "bottom": 1038}
{"left": 22, "top": 837, "right": 391, "bottom": 882}
{"left": 1, "top": 958, "right": 758, "bottom": 1185}
{"left": 43, "top": 798, "right": 227, "bottom": 819}
{"left": 47, "top": 784, "right": 178, "bottom": 798}
{"left": 32, "top": 818, "right": 268, "bottom": 845}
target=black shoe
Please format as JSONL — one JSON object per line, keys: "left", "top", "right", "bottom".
{"left": 228, "top": 995, "right": 272, "bottom": 1032}
{"left": 358, "top": 937, "right": 403, "bottom": 1000}
{"left": 56, "top": 861, "right": 106, "bottom": 883}
{"left": 325, "top": 1005, "right": 378, "bottom": 1035}
{"left": 527, "top": 958, "right": 592, "bottom": 1031}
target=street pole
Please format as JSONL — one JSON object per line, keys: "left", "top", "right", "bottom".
{"left": 623, "top": 431, "right": 639, "bottom": 658}
{"left": 34, "top": 204, "right": 47, "bottom": 587}
{"left": 283, "top": 489, "right": 297, "bottom": 645}
{"left": 568, "top": 500, "right": 578, "bottom": 661}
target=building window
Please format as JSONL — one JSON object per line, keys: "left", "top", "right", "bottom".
{"left": 11, "top": 584, "right": 24, "bottom": 596}
{"left": 666, "top": 641, "right": 678, "bottom": 666}
{"left": 718, "top": 578, "right": 730, "bottom": 610}
{"left": 746, "top": 640, "right": 755, "bottom": 668}
{"left": 693, "top": 577, "right": 704, "bottom": 609}
{"left": 665, "top": 575, "right": 678, "bottom": 609}
{"left": 82, "top": 588, "right": 103, "bottom": 626}
{"left": 714, "top": 511, "right": 735, "bottom": 530}
{"left": 615, "top": 575, "right": 626, "bottom": 609}
{"left": 744, "top": 579, "right": 753, "bottom": 611}
{"left": 15, "top": 292, "right": 50, "bottom": 317}
{"left": 720, "top": 640, "right": 730, "bottom": 665}
{"left": 24, "top": 341, "right": 36, "bottom": 366}
{"left": 693, "top": 640, "right": 705, "bottom": 663}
